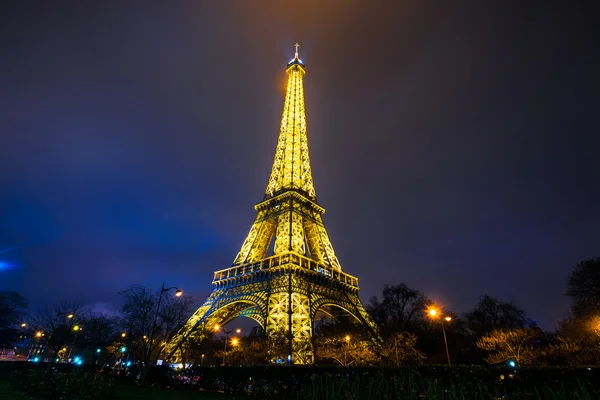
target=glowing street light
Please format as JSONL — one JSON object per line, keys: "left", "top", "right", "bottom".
{"left": 35, "top": 331, "right": 43, "bottom": 338}
{"left": 343, "top": 335, "right": 351, "bottom": 366}
{"left": 67, "top": 314, "right": 74, "bottom": 319}
{"left": 231, "top": 338, "right": 239, "bottom": 346}
{"left": 21, "top": 323, "right": 27, "bottom": 328}
{"left": 72, "top": 325, "right": 80, "bottom": 331}
{"left": 147, "top": 282, "right": 184, "bottom": 358}
{"left": 215, "top": 325, "right": 242, "bottom": 366}
{"left": 427, "top": 306, "right": 452, "bottom": 366}
{"left": 121, "top": 332, "right": 126, "bottom": 338}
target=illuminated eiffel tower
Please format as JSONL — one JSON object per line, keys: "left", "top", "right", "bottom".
{"left": 174, "top": 45, "right": 379, "bottom": 364}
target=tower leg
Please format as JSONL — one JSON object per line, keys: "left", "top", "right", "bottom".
{"left": 265, "top": 272, "right": 314, "bottom": 364}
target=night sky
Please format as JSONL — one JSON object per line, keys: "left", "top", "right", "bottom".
{"left": 1, "top": 1, "right": 598, "bottom": 329}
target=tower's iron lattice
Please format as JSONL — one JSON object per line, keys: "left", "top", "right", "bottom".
{"left": 170, "top": 46, "right": 380, "bottom": 364}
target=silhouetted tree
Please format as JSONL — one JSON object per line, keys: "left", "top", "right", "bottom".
{"left": 0, "top": 291, "right": 28, "bottom": 348}
{"left": 555, "top": 315, "right": 600, "bottom": 365}
{"left": 29, "top": 301, "right": 89, "bottom": 356}
{"left": 566, "top": 257, "right": 600, "bottom": 318}
{"left": 118, "top": 285, "right": 196, "bottom": 381}
{"left": 82, "top": 314, "right": 118, "bottom": 349}
{"left": 464, "top": 295, "right": 528, "bottom": 336}
{"left": 367, "top": 283, "right": 432, "bottom": 335}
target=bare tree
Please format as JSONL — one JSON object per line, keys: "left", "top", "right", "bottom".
{"left": 367, "top": 283, "right": 432, "bottom": 335}
{"left": 0, "top": 291, "right": 28, "bottom": 348}
{"left": 315, "top": 336, "right": 378, "bottom": 366}
{"left": 465, "top": 295, "right": 528, "bottom": 336}
{"left": 555, "top": 315, "right": 600, "bottom": 365}
{"left": 118, "top": 285, "right": 195, "bottom": 381}
{"left": 566, "top": 257, "right": 600, "bottom": 318}
{"left": 380, "top": 332, "right": 425, "bottom": 366}
{"left": 476, "top": 328, "right": 543, "bottom": 365}
{"left": 29, "top": 301, "right": 90, "bottom": 356}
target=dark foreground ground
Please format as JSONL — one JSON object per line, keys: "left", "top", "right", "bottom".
{"left": 0, "top": 380, "right": 249, "bottom": 400}
{"left": 2, "top": 364, "right": 600, "bottom": 400}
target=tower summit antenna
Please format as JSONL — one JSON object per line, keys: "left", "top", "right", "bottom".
{"left": 294, "top": 43, "right": 299, "bottom": 59}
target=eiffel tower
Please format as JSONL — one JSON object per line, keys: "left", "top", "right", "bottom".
{"left": 173, "top": 45, "right": 379, "bottom": 364}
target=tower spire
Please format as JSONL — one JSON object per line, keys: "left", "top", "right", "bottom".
{"left": 265, "top": 44, "right": 313, "bottom": 199}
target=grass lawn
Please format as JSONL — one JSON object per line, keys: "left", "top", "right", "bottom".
{"left": 0, "top": 380, "right": 250, "bottom": 400}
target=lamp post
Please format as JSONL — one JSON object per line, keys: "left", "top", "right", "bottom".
{"left": 148, "top": 282, "right": 183, "bottom": 366}
{"left": 214, "top": 325, "right": 241, "bottom": 366}
{"left": 344, "top": 335, "right": 351, "bottom": 367}
{"left": 428, "top": 308, "right": 452, "bottom": 366}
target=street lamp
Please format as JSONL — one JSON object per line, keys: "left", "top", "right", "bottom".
{"left": 147, "top": 282, "right": 183, "bottom": 366}
{"left": 344, "top": 335, "right": 351, "bottom": 367}
{"left": 215, "top": 326, "right": 241, "bottom": 366}
{"left": 427, "top": 307, "right": 452, "bottom": 366}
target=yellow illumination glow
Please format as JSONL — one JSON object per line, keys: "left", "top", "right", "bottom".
{"left": 265, "top": 57, "right": 314, "bottom": 200}
{"left": 166, "top": 46, "right": 382, "bottom": 365}
{"left": 429, "top": 309, "right": 438, "bottom": 317}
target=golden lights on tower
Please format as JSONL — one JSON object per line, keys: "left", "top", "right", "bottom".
{"left": 166, "top": 44, "right": 381, "bottom": 365}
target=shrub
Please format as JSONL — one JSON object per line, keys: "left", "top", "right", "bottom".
{"left": 9, "top": 369, "right": 114, "bottom": 400}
